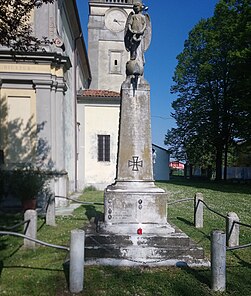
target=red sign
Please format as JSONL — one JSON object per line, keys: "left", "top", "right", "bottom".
{"left": 169, "top": 161, "right": 184, "bottom": 170}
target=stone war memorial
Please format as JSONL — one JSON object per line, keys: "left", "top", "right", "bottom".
{"left": 85, "top": 1, "right": 205, "bottom": 266}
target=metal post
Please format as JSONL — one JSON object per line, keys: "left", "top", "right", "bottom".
{"left": 24, "top": 210, "right": 37, "bottom": 249}
{"left": 227, "top": 212, "right": 239, "bottom": 247}
{"left": 69, "top": 229, "right": 85, "bottom": 293}
{"left": 211, "top": 230, "right": 226, "bottom": 292}
{"left": 194, "top": 192, "right": 203, "bottom": 228}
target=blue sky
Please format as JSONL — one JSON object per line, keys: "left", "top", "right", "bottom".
{"left": 76, "top": 0, "right": 219, "bottom": 148}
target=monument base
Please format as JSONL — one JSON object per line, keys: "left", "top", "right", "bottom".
{"left": 101, "top": 186, "right": 175, "bottom": 235}
{"left": 84, "top": 222, "right": 208, "bottom": 267}
{"left": 83, "top": 186, "right": 208, "bottom": 267}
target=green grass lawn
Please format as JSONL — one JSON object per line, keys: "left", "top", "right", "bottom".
{"left": 0, "top": 178, "right": 250, "bottom": 295}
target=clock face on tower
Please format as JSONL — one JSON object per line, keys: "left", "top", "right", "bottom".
{"left": 105, "top": 8, "right": 128, "bottom": 32}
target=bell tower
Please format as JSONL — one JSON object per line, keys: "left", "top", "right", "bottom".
{"left": 88, "top": 0, "right": 134, "bottom": 92}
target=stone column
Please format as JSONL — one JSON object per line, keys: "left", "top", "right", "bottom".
{"left": 69, "top": 229, "right": 85, "bottom": 293}
{"left": 194, "top": 192, "right": 203, "bottom": 228}
{"left": 211, "top": 230, "right": 226, "bottom": 292}
{"left": 34, "top": 80, "right": 54, "bottom": 214}
{"left": 50, "top": 80, "right": 57, "bottom": 165}
{"left": 227, "top": 212, "right": 239, "bottom": 247}
{"left": 102, "top": 78, "right": 174, "bottom": 235}
{"left": 24, "top": 210, "right": 37, "bottom": 249}
{"left": 54, "top": 79, "right": 69, "bottom": 208}
{"left": 113, "top": 78, "right": 156, "bottom": 191}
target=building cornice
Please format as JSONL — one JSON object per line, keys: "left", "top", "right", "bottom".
{"left": 77, "top": 97, "right": 121, "bottom": 105}
{"left": 0, "top": 51, "right": 72, "bottom": 71}
{"left": 89, "top": 3, "right": 133, "bottom": 8}
{"left": 152, "top": 144, "right": 171, "bottom": 153}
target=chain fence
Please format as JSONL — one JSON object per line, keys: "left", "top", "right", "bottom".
{"left": 0, "top": 219, "right": 30, "bottom": 231}
{"left": 55, "top": 195, "right": 104, "bottom": 206}
{"left": 0, "top": 231, "right": 69, "bottom": 251}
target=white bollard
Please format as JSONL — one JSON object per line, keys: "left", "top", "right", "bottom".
{"left": 46, "top": 194, "right": 56, "bottom": 226}
{"left": 211, "top": 230, "right": 226, "bottom": 292}
{"left": 24, "top": 210, "right": 37, "bottom": 249}
{"left": 69, "top": 229, "right": 85, "bottom": 293}
{"left": 227, "top": 212, "right": 239, "bottom": 247}
{"left": 194, "top": 192, "right": 203, "bottom": 228}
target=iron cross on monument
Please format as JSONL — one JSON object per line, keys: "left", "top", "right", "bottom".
{"left": 128, "top": 156, "right": 143, "bottom": 171}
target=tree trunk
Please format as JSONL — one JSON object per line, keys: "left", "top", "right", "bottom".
{"left": 184, "top": 163, "right": 187, "bottom": 178}
{"left": 207, "top": 165, "right": 213, "bottom": 180}
{"left": 215, "top": 147, "right": 223, "bottom": 181}
{"left": 223, "top": 142, "right": 228, "bottom": 181}
{"left": 189, "top": 164, "right": 193, "bottom": 179}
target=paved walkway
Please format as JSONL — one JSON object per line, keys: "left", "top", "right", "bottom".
{"left": 55, "top": 192, "right": 83, "bottom": 216}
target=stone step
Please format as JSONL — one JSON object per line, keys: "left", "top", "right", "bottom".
{"left": 84, "top": 235, "right": 205, "bottom": 265}
{"left": 85, "top": 233, "right": 191, "bottom": 248}
{"left": 83, "top": 222, "right": 207, "bottom": 266}
{"left": 85, "top": 244, "right": 204, "bottom": 261}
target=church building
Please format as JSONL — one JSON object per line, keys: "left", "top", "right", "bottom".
{"left": 0, "top": 1, "right": 91, "bottom": 206}
{"left": 77, "top": 0, "right": 134, "bottom": 190}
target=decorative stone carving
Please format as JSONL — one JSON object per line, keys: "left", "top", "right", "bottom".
{"left": 124, "top": 2, "right": 151, "bottom": 78}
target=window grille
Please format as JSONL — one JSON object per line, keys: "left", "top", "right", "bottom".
{"left": 98, "top": 135, "right": 110, "bottom": 162}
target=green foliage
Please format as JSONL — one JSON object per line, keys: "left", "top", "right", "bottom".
{"left": 10, "top": 168, "right": 50, "bottom": 201}
{"left": 0, "top": 0, "right": 54, "bottom": 51}
{"left": 166, "top": 0, "right": 251, "bottom": 180}
{"left": 83, "top": 185, "right": 98, "bottom": 192}
{"left": 0, "top": 170, "right": 10, "bottom": 199}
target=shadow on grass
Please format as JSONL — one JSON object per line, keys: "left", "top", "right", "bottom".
{"left": 0, "top": 213, "right": 23, "bottom": 229}
{"left": 63, "top": 259, "right": 70, "bottom": 289}
{"left": 0, "top": 213, "right": 24, "bottom": 255}
{"left": 0, "top": 260, "right": 3, "bottom": 276}
{"left": 94, "top": 265, "right": 212, "bottom": 296}
{"left": 2, "top": 243, "right": 23, "bottom": 260}
{"left": 231, "top": 252, "right": 251, "bottom": 269}
{"left": 37, "top": 219, "right": 46, "bottom": 232}
{"left": 0, "top": 237, "right": 8, "bottom": 253}
{"left": 177, "top": 216, "right": 193, "bottom": 226}
{"left": 177, "top": 263, "right": 211, "bottom": 288}
{"left": 173, "top": 217, "right": 211, "bottom": 241}
{"left": 83, "top": 205, "right": 103, "bottom": 225}
{"left": 3, "top": 264, "right": 63, "bottom": 272}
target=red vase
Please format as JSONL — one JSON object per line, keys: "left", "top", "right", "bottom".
{"left": 22, "top": 199, "right": 36, "bottom": 212}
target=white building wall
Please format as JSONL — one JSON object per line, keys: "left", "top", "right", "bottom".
{"left": 225, "top": 167, "right": 251, "bottom": 179}
{"left": 78, "top": 103, "right": 120, "bottom": 190}
{"left": 152, "top": 145, "right": 170, "bottom": 181}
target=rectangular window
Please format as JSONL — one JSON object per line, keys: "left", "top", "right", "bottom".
{"left": 109, "top": 51, "right": 122, "bottom": 74}
{"left": 98, "top": 135, "right": 110, "bottom": 162}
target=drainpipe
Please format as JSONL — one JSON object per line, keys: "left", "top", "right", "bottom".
{"left": 74, "top": 33, "right": 82, "bottom": 192}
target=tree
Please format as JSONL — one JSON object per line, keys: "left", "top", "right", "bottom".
{"left": 165, "top": 0, "right": 251, "bottom": 180}
{"left": 0, "top": 0, "right": 54, "bottom": 51}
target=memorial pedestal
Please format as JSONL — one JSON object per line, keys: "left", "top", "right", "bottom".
{"left": 99, "top": 78, "right": 174, "bottom": 236}
{"left": 101, "top": 189, "right": 175, "bottom": 235}
{"left": 85, "top": 78, "right": 207, "bottom": 266}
